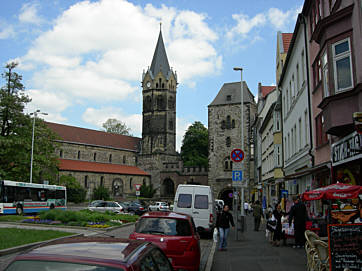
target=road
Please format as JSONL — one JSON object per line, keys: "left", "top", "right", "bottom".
{"left": 0, "top": 223, "right": 213, "bottom": 270}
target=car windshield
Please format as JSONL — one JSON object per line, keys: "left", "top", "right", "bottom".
{"left": 135, "top": 217, "right": 191, "bottom": 236}
{"left": 5, "top": 260, "right": 124, "bottom": 271}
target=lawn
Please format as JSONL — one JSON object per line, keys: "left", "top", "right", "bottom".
{"left": 0, "top": 228, "right": 73, "bottom": 250}
{"left": 0, "top": 216, "right": 25, "bottom": 222}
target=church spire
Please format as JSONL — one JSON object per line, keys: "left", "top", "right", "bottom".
{"left": 150, "top": 28, "right": 170, "bottom": 78}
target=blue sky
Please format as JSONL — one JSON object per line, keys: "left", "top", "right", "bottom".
{"left": 0, "top": 0, "right": 303, "bottom": 150}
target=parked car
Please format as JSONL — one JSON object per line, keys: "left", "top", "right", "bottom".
{"left": 87, "top": 200, "right": 123, "bottom": 213}
{"left": 129, "top": 211, "right": 201, "bottom": 271}
{"left": 148, "top": 201, "right": 170, "bottom": 211}
{"left": 4, "top": 237, "right": 173, "bottom": 271}
{"left": 173, "top": 184, "right": 215, "bottom": 237}
{"left": 126, "top": 201, "right": 146, "bottom": 215}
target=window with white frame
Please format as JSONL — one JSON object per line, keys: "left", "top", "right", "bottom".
{"left": 296, "top": 64, "right": 300, "bottom": 91}
{"left": 294, "top": 124, "right": 297, "bottom": 154}
{"left": 322, "top": 50, "right": 329, "bottom": 97}
{"left": 298, "top": 118, "right": 302, "bottom": 150}
{"left": 333, "top": 38, "right": 353, "bottom": 92}
{"left": 301, "top": 50, "right": 305, "bottom": 83}
{"left": 274, "top": 111, "right": 281, "bottom": 132}
{"left": 274, "top": 144, "right": 282, "bottom": 167}
{"left": 304, "top": 110, "right": 308, "bottom": 146}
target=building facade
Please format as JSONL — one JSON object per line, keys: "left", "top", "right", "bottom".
{"left": 279, "top": 14, "right": 314, "bottom": 195}
{"left": 302, "top": 0, "right": 362, "bottom": 185}
{"left": 208, "top": 82, "right": 256, "bottom": 207}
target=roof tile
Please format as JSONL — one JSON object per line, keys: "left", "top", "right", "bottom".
{"left": 46, "top": 122, "right": 141, "bottom": 151}
{"left": 261, "top": 86, "right": 276, "bottom": 98}
{"left": 282, "top": 33, "right": 293, "bottom": 53}
{"left": 59, "top": 159, "right": 150, "bottom": 176}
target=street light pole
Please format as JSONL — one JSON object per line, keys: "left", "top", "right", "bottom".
{"left": 233, "top": 67, "right": 245, "bottom": 237}
{"left": 30, "top": 110, "right": 48, "bottom": 183}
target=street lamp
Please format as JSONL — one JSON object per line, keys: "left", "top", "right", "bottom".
{"left": 233, "top": 67, "right": 245, "bottom": 238}
{"left": 29, "top": 109, "right": 48, "bottom": 183}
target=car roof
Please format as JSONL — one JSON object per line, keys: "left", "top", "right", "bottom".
{"left": 16, "top": 237, "right": 149, "bottom": 265}
{"left": 142, "top": 211, "right": 191, "bottom": 220}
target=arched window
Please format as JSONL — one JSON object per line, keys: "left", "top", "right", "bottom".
{"left": 84, "top": 176, "right": 88, "bottom": 188}
{"left": 100, "top": 176, "right": 104, "bottom": 186}
{"left": 221, "top": 120, "right": 226, "bottom": 130}
{"left": 93, "top": 153, "right": 97, "bottom": 161}
{"left": 77, "top": 151, "right": 80, "bottom": 159}
{"left": 123, "top": 156, "right": 126, "bottom": 164}
{"left": 109, "top": 154, "right": 112, "bottom": 163}
{"left": 130, "top": 178, "right": 133, "bottom": 190}
{"left": 225, "top": 161, "right": 229, "bottom": 170}
{"left": 60, "top": 150, "right": 63, "bottom": 158}
{"left": 232, "top": 119, "right": 235, "bottom": 128}
{"left": 162, "top": 83, "right": 165, "bottom": 88}
{"left": 143, "top": 179, "right": 146, "bottom": 186}
{"left": 226, "top": 115, "right": 231, "bottom": 129}
{"left": 169, "top": 120, "right": 173, "bottom": 130}
{"left": 226, "top": 137, "right": 231, "bottom": 147}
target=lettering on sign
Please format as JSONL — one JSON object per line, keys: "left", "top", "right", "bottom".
{"left": 332, "top": 132, "right": 362, "bottom": 166}
{"left": 328, "top": 224, "right": 362, "bottom": 271}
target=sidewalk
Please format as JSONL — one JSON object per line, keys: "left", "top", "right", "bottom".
{"left": 211, "top": 215, "right": 307, "bottom": 271}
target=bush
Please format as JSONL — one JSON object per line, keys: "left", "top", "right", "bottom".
{"left": 59, "top": 175, "right": 87, "bottom": 203}
{"left": 92, "top": 186, "right": 111, "bottom": 201}
{"left": 140, "top": 183, "right": 156, "bottom": 198}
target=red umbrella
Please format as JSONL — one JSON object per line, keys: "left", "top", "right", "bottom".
{"left": 302, "top": 183, "right": 362, "bottom": 201}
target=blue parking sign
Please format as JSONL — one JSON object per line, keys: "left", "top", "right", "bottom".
{"left": 232, "top": 170, "right": 243, "bottom": 181}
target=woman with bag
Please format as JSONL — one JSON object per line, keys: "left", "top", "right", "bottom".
{"left": 272, "top": 204, "right": 284, "bottom": 246}
{"left": 216, "top": 205, "right": 234, "bottom": 251}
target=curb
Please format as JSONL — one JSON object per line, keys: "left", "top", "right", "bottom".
{"left": 0, "top": 233, "right": 82, "bottom": 256}
{"left": 204, "top": 241, "right": 216, "bottom": 271}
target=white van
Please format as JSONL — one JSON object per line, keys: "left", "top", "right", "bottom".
{"left": 173, "top": 184, "right": 215, "bottom": 235}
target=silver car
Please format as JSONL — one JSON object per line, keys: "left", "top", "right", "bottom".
{"left": 88, "top": 201, "right": 123, "bottom": 213}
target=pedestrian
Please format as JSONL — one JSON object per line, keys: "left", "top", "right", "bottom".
{"left": 288, "top": 195, "right": 308, "bottom": 248}
{"left": 272, "top": 204, "right": 284, "bottom": 246}
{"left": 244, "top": 201, "right": 249, "bottom": 215}
{"left": 252, "top": 200, "right": 262, "bottom": 231}
{"left": 216, "top": 205, "right": 235, "bottom": 251}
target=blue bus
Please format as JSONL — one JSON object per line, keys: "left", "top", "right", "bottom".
{"left": 0, "top": 180, "right": 66, "bottom": 215}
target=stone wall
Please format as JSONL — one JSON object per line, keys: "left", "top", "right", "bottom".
{"left": 57, "top": 142, "right": 137, "bottom": 166}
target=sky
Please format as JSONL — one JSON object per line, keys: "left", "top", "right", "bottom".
{"left": 0, "top": 0, "right": 304, "bottom": 151}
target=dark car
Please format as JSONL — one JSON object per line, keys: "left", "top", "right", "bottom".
{"left": 129, "top": 211, "right": 201, "bottom": 271}
{"left": 127, "top": 201, "right": 147, "bottom": 215}
{"left": 4, "top": 237, "right": 174, "bottom": 271}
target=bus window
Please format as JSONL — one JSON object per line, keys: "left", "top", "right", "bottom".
{"left": 5, "top": 186, "right": 15, "bottom": 203}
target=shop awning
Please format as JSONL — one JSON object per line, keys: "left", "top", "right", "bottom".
{"left": 302, "top": 183, "right": 362, "bottom": 201}
{"left": 284, "top": 162, "right": 330, "bottom": 180}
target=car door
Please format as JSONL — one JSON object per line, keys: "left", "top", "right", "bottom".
{"left": 193, "top": 187, "right": 210, "bottom": 230}
{"left": 175, "top": 186, "right": 193, "bottom": 217}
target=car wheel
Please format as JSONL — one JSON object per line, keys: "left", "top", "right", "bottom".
{"left": 16, "top": 205, "right": 23, "bottom": 215}
{"left": 50, "top": 204, "right": 55, "bottom": 209}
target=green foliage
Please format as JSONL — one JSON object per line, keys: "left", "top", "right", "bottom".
{"left": 38, "top": 209, "right": 139, "bottom": 224}
{"left": 0, "top": 62, "right": 59, "bottom": 183}
{"left": 140, "top": 183, "right": 156, "bottom": 198}
{"left": 92, "top": 185, "right": 111, "bottom": 201}
{"left": 102, "top": 118, "right": 132, "bottom": 135}
{"left": 180, "top": 121, "right": 208, "bottom": 167}
{"left": 0, "top": 228, "right": 73, "bottom": 250}
{"left": 59, "top": 175, "right": 86, "bottom": 203}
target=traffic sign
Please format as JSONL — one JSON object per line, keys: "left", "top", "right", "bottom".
{"left": 136, "top": 190, "right": 140, "bottom": 196}
{"left": 135, "top": 184, "right": 141, "bottom": 191}
{"left": 232, "top": 170, "right": 243, "bottom": 181}
{"left": 230, "top": 149, "right": 245, "bottom": 163}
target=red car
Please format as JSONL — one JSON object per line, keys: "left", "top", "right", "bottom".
{"left": 129, "top": 211, "right": 200, "bottom": 271}
{"left": 4, "top": 236, "right": 173, "bottom": 271}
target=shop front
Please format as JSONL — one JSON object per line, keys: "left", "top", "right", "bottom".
{"left": 331, "top": 131, "right": 362, "bottom": 185}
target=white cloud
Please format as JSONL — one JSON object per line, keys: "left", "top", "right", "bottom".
{"left": 226, "top": 6, "right": 300, "bottom": 44}
{"left": 19, "top": 3, "right": 43, "bottom": 25}
{"left": 82, "top": 107, "right": 142, "bottom": 136}
{"left": 0, "top": 23, "right": 15, "bottom": 39}
{"left": 176, "top": 118, "right": 192, "bottom": 152}
{"left": 20, "top": 0, "right": 220, "bottom": 121}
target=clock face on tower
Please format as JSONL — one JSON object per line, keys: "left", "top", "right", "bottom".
{"left": 146, "top": 82, "right": 151, "bottom": 88}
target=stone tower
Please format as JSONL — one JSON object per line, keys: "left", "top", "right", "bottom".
{"left": 141, "top": 29, "right": 177, "bottom": 155}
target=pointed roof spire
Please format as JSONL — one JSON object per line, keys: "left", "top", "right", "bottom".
{"left": 150, "top": 27, "right": 170, "bottom": 78}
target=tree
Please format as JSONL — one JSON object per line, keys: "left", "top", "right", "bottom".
{"left": 140, "top": 183, "right": 156, "bottom": 198}
{"left": 59, "top": 175, "right": 86, "bottom": 203}
{"left": 0, "top": 62, "right": 59, "bottom": 183}
{"left": 92, "top": 185, "right": 111, "bottom": 201}
{"left": 180, "top": 121, "right": 208, "bottom": 168}
{"left": 102, "top": 118, "right": 132, "bottom": 135}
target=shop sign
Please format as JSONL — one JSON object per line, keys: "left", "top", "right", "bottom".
{"left": 331, "top": 131, "right": 362, "bottom": 166}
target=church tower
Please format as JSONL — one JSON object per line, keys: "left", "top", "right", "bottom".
{"left": 141, "top": 29, "right": 177, "bottom": 155}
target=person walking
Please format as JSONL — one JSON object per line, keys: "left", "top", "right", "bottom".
{"left": 252, "top": 200, "right": 262, "bottom": 231}
{"left": 288, "top": 195, "right": 308, "bottom": 248}
{"left": 244, "top": 201, "right": 249, "bottom": 215}
{"left": 272, "top": 204, "right": 284, "bottom": 246}
{"left": 216, "top": 205, "right": 235, "bottom": 251}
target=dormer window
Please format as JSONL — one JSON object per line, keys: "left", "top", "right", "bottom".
{"left": 226, "top": 95, "right": 231, "bottom": 101}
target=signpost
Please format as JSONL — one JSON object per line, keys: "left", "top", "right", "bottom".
{"left": 135, "top": 184, "right": 141, "bottom": 197}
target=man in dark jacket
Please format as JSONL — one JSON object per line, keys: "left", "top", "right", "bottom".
{"left": 289, "top": 196, "right": 308, "bottom": 248}
{"left": 252, "top": 200, "right": 262, "bottom": 231}
{"left": 216, "top": 205, "right": 234, "bottom": 251}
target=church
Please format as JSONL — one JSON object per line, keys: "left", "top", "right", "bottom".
{"left": 48, "top": 29, "right": 208, "bottom": 200}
